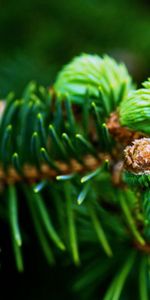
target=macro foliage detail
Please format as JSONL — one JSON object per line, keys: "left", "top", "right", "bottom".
{"left": 1, "top": 53, "right": 150, "bottom": 299}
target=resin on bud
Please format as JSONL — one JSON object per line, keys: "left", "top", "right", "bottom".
{"left": 119, "top": 79, "right": 150, "bottom": 134}
{"left": 54, "top": 53, "right": 133, "bottom": 113}
{"left": 123, "top": 138, "right": 150, "bottom": 187}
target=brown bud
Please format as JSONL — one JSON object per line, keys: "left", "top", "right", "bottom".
{"left": 124, "top": 138, "right": 150, "bottom": 174}
{"left": 106, "top": 111, "right": 145, "bottom": 145}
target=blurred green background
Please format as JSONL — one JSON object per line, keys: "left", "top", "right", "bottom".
{"left": 0, "top": 0, "right": 150, "bottom": 97}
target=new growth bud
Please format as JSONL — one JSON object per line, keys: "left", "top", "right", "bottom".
{"left": 119, "top": 79, "right": 150, "bottom": 134}
{"left": 54, "top": 53, "right": 133, "bottom": 113}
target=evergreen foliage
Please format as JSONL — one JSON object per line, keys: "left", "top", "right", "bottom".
{"left": 1, "top": 53, "right": 150, "bottom": 299}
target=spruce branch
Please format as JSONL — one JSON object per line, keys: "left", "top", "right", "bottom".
{"left": 1, "top": 53, "right": 150, "bottom": 299}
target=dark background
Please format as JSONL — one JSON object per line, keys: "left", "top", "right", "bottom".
{"left": 0, "top": 0, "right": 150, "bottom": 97}
{"left": 0, "top": 0, "right": 150, "bottom": 299}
